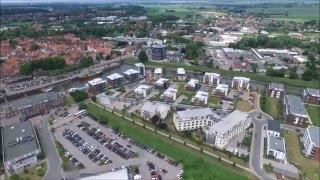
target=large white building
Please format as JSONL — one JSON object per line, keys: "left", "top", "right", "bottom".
{"left": 162, "top": 87, "right": 178, "bottom": 102}
{"left": 140, "top": 102, "right": 170, "bottom": 120}
{"left": 192, "top": 91, "right": 209, "bottom": 105}
{"left": 205, "top": 110, "right": 251, "bottom": 149}
{"left": 203, "top": 72, "right": 220, "bottom": 86}
{"left": 134, "top": 63, "right": 146, "bottom": 76}
{"left": 176, "top": 68, "right": 186, "bottom": 81}
{"left": 185, "top": 79, "right": 200, "bottom": 91}
{"left": 154, "top": 68, "right": 163, "bottom": 80}
{"left": 173, "top": 108, "right": 220, "bottom": 131}
{"left": 133, "top": 84, "right": 152, "bottom": 98}
{"left": 214, "top": 84, "right": 229, "bottom": 97}
{"left": 302, "top": 126, "right": 320, "bottom": 161}
{"left": 231, "top": 77, "right": 250, "bottom": 91}
{"left": 267, "top": 135, "right": 286, "bottom": 162}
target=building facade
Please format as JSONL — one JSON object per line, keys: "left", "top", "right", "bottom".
{"left": 185, "top": 79, "right": 200, "bottom": 91}
{"left": 283, "top": 94, "right": 309, "bottom": 127}
{"left": 134, "top": 84, "right": 152, "bottom": 98}
{"left": 303, "top": 126, "right": 320, "bottom": 161}
{"left": 140, "top": 102, "right": 170, "bottom": 120}
{"left": 107, "top": 73, "right": 124, "bottom": 87}
{"left": 266, "top": 135, "right": 286, "bottom": 162}
{"left": 302, "top": 88, "right": 320, "bottom": 105}
{"left": 203, "top": 72, "right": 221, "bottom": 86}
{"left": 176, "top": 68, "right": 186, "bottom": 81}
{"left": 231, "top": 77, "right": 250, "bottom": 91}
{"left": 163, "top": 87, "right": 178, "bottom": 102}
{"left": 151, "top": 44, "right": 166, "bottom": 60}
{"left": 192, "top": 91, "right": 209, "bottom": 106}
{"left": 268, "top": 83, "right": 285, "bottom": 99}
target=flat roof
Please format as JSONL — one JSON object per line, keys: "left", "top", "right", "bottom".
{"left": 268, "top": 135, "right": 285, "bottom": 153}
{"left": 134, "top": 84, "right": 151, "bottom": 92}
{"left": 123, "top": 69, "right": 139, "bottom": 76}
{"left": 307, "top": 126, "right": 320, "bottom": 147}
{"left": 88, "top": 78, "right": 107, "bottom": 86}
{"left": 140, "top": 101, "right": 170, "bottom": 114}
{"left": 304, "top": 88, "right": 320, "bottom": 96}
{"left": 107, "top": 73, "right": 123, "bottom": 80}
{"left": 176, "top": 108, "right": 220, "bottom": 121}
{"left": 233, "top": 76, "right": 250, "bottom": 82}
{"left": 267, "top": 119, "right": 280, "bottom": 132}
{"left": 3, "top": 121, "right": 40, "bottom": 162}
{"left": 155, "top": 78, "right": 169, "bottom": 85}
{"left": 194, "top": 91, "right": 208, "bottom": 100}
{"left": 286, "top": 95, "right": 307, "bottom": 116}
{"left": 187, "top": 79, "right": 199, "bottom": 87}
{"left": 177, "top": 68, "right": 185, "bottom": 75}
{"left": 163, "top": 87, "right": 178, "bottom": 96}
{"left": 204, "top": 72, "right": 220, "bottom": 78}
{"left": 216, "top": 84, "right": 229, "bottom": 91}
{"left": 208, "top": 110, "right": 249, "bottom": 135}
{"left": 269, "top": 83, "right": 284, "bottom": 91}
{"left": 154, "top": 68, "right": 162, "bottom": 74}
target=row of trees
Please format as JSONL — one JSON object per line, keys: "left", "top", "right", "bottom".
{"left": 20, "top": 56, "right": 66, "bottom": 75}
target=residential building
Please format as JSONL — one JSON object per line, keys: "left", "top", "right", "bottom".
{"left": 140, "top": 101, "right": 170, "bottom": 119}
{"left": 87, "top": 78, "right": 107, "bottom": 94}
{"left": 4, "top": 91, "right": 64, "bottom": 118}
{"left": 123, "top": 69, "right": 141, "bottom": 82}
{"left": 176, "top": 68, "right": 186, "bottom": 81}
{"left": 268, "top": 83, "right": 285, "bottom": 99}
{"left": 154, "top": 68, "right": 163, "bottom": 80}
{"left": 133, "top": 84, "right": 152, "bottom": 98}
{"left": 107, "top": 73, "right": 124, "bottom": 87}
{"left": 283, "top": 95, "right": 309, "bottom": 127}
{"left": 192, "top": 91, "right": 209, "bottom": 106}
{"left": 214, "top": 84, "right": 229, "bottom": 97}
{"left": 2, "top": 121, "right": 41, "bottom": 173}
{"left": 203, "top": 72, "right": 221, "bottom": 86}
{"left": 303, "top": 126, "right": 320, "bottom": 161}
{"left": 155, "top": 78, "right": 169, "bottom": 90}
{"left": 134, "top": 63, "right": 145, "bottom": 76}
{"left": 231, "top": 77, "right": 250, "bottom": 91}
{"left": 163, "top": 87, "right": 178, "bottom": 102}
{"left": 266, "top": 135, "right": 286, "bottom": 162}
{"left": 302, "top": 88, "right": 320, "bottom": 105}
{"left": 267, "top": 119, "right": 281, "bottom": 137}
{"left": 173, "top": 108, "right": 220, "bottom": 131}
{"left": 185, "top": 79, "right": 200, "bottom": 91}
{"left": 151, "top": 44, "right": 166, "bottom": 60}
{"left": 205, "top": 110, "right": 251, "bottom": 149}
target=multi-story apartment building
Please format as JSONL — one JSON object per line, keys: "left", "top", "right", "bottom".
{"left": 173, "top": 108, "right": 220, "bottom": 131}
{"left": 231, "top": 77, "right": 250, "bottom": 91}
{"left": 134, "top": 63, "right": 145, "bottom": 76}
{"left": 214, "top": 84, "right": 229, "bottom": 97}
{"left": 302, "top": 126, "right": 320, "bottom": 161}
{"left": 205, "top": 110, "right": 251, "bottom": 149}
{"left": 267, "top": 119, "right": 281, "bottom": 137}
{"left": 134, "top": 84, "right": 152, "bottom": 98}
{"left": 203, "top": 72, "right": 220, "bottom": 86}
{"left": 185, "top": 79, "right": 200, "bottom": 91}
{"left": 154, "top": 68, "right": 163, "bottom": 80}
{"left": 283, "top": 94, "right": 309, "bottom": 127}
{"left": 163, "top": 87, "right": 178, "bottom": 102}
{"left": 176, "top": 68, "right": 186, "bottom": 81}
{"left": 87, "top": 78, "right": 107, "bottom": 94}
{"left": 155, "top": 78, "right": 169, "bottom": 90}
{"left": 302, "top": 88, "right": 320, "bottom": 105}
{"left": 4, "top": 91, "right": 64, "bottom": 118}
{"left": 107, "top": 73, "right": 124, "bottom": 87}
{"left": 266, "top": 135, "right": 286, "bottom": 162}
{"left": 268, "top": 83, "right": 285, "bottom": 99}
{"left": 192, "top": 91, "right": 209, "bottom": 106}
{"left": 140, "top": 102, "right": 170, "bottom": 120}
{"left": 123, "top": 69, "right": 141, "bottom": 82}
{"left": 2, "top": 121, "right": 41, "bottom": 173}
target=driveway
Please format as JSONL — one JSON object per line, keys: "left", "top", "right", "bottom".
{"left": 36, "top": 118, "right": 64, "bottom": 180}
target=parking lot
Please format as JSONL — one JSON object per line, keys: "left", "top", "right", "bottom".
{"left": 53, "top": 111, "right": 182, "bottom": 180}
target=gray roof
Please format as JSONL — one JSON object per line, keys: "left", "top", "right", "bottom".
{"left": 267, "top": 119, "right": 280, "bottom": 133}
{"left": 269, "top": 83, "right": 284, "bottom": 91}
{"left": 305, "top": 88, "right": 320, "bottom": 96}
{"left": 268, "top": 135, "right": 285, "bottom": 153}
{"left": 176, "top": 108, "right": 220, "bottom": 121}
{"left": 285, "top": 95, "right": 307, "bottom": 116}
{"left": 308, "top": 126, "right": 320, "bottom": 147}
{"left": 2, "top": 121, "right": 40, "bottom": 162}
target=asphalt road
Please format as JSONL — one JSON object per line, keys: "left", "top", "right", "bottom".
{"left": 37, "top": 118, "right": 64, "bottom": 180}
{"left": 249, "top": 111, "right": 275, "bottom": 180}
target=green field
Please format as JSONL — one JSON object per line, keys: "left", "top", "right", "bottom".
{"left": 284, "top": 131, "right": 320, "bottom": 180}
{"left": 85, "top": 103, "right": 253, "bottom": 180}
{"left": 235, "top": 100, "right": 253, "bottom": 112}
{"left": 306, "top": 105, "right": 320, "bottom": 127}
{"left": 246, "top": 5, "right": 319, "bottom": 21}
{"left": 261, "top": 97, "right": 282, "bottom": 121}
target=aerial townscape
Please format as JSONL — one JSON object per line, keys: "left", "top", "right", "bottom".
{"left": 0, "top": 0, "right": 319, "bottom": 180}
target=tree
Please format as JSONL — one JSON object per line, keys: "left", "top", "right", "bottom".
{"left": 289, "top": 67, "right": 298, "bottom": 79}
{"left": 70, "top": 90, "right": 88, "bottom": 102}
{"left": 80, "top": 56, "right": 94, "bottom": 68}
{"left": 138, "top": 50, "right": 148, "bottom": 63}
{"left": 302, "top": 69, "right": 313, "bottom": 81}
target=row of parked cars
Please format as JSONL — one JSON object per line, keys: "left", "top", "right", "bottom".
{"left": 61, "top": 129, "right": 111, "bottom": 165}
{"left": 147, "top": 161, "right": 162, "bottom": 180}
{"left": 77, "top": 121, "right": 137, "bottom": 160}
{"left": 59, "top": 144, "right": 84, "bottom": 169}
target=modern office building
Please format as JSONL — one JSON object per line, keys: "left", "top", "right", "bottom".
{"left": 231, "top": 77, "right": 250, "bottom": 91}
{"left": 283, "top": 94, "right": 309, "bottom": 127}
{"left": 266, "top": 135, "right": 286, "bottom": 162}
{"left": 205, "top": 110, "right": 251, "bottom": 149}
{"left": 302, "top": 126, "right": 320, "bottom": 161}
{"left": 2, "top": 121, "right": 41, "bottom": 173}
{"left": 173, "top": 108, "right": 220, "bottom": 131}
{"left": 87, "top": 78, "right": 107, "bottom": 94}
{"left": 151, "top": 43, "right": 166, "bottom": 60}
{"left": 268, "top": 83, "right": 285, "bottom": 99}
{"left": 302, "top": 88, "right": 320, "bottom": 105}
{"left": 203, "top": 72, "right": 220, "bottom": 86}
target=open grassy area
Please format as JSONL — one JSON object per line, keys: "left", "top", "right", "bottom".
{"left": 86, "top": 103, "right": 253, "bottom": 180}
{"left": 306, "top": 105, "right": 320, "bottom": 127}
{"left": 261, "top": 96, "right": 282, "bottom": 121}
{"left": 235, "top": 100, "right": 253, "bottom": 112}
{"left": 208, "top": 96, "right": 221, "bottom": 108}
{"left": 64, "top": 95, "right": 75, "bottom": 106}
{"left": 126, "top": 59, "right": 320, "bottom": 89}
{"left": 284, "top": 131, "right": 320, "bottom": 180}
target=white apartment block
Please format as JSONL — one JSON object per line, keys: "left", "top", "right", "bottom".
{"left": 205, "top": 110, "right": 251, "bottom": 149}
{"left": 302, "top": 126, "right": 320, "bottom": 160}
{"left": 214, "top": 84, "right": 229, "bottom": 97}
{"left": 231, "top": 77, "right": 250, "bottom": 91}
{"left": 173, "top": 108, "right": 220, "bottom": 131}
{"left": 134, "top": 63, "right": 145, "bottom": 76}
{"left": 140, "top": 101, "right": 170, "bottom": 120}
{"left": 192, "top": 91, "right": 209, "bottom": 105}
{"left": 267, "top": 135, "right": 286, "bottom": 162}
{"left": 203, "top": 72, "right": 221, "bottom": 86}
{"left": 176, "top": 68, "right": 186, "bottom": 81}
{"left": 133, "top": 84, "right": 152, "bottom": 98}
{"left": 154, "top": 68, "right": 163, "bottom": 80}
{"left": 162, "top": 87, "right": 178, "bottom": 102}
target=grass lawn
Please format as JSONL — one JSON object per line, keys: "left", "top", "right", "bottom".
{"left": 125, "top": 59, "right": 320, "bottom": 89}
{"left": 64, "top": 95, "right": 75, "bottom": 106}
{"left": 261, "top": 97, "right": 282, "bottom": 121}
{"left": 235, "top": 100, "right": 253, "bottom": 112}
{"left": 7, "top": 161, "right": 47, "bottom": 180}
{"left": 306, "top": 105, "right": 320, "bottom": 127}
{"left": 86, "top": 103, "right": 253, "bottom": 180}
{"left": 284, "top": 131, "right": 320, "bottom": 180}
{"left": 208, "top": 96, "right": 221, "bottom": 108}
